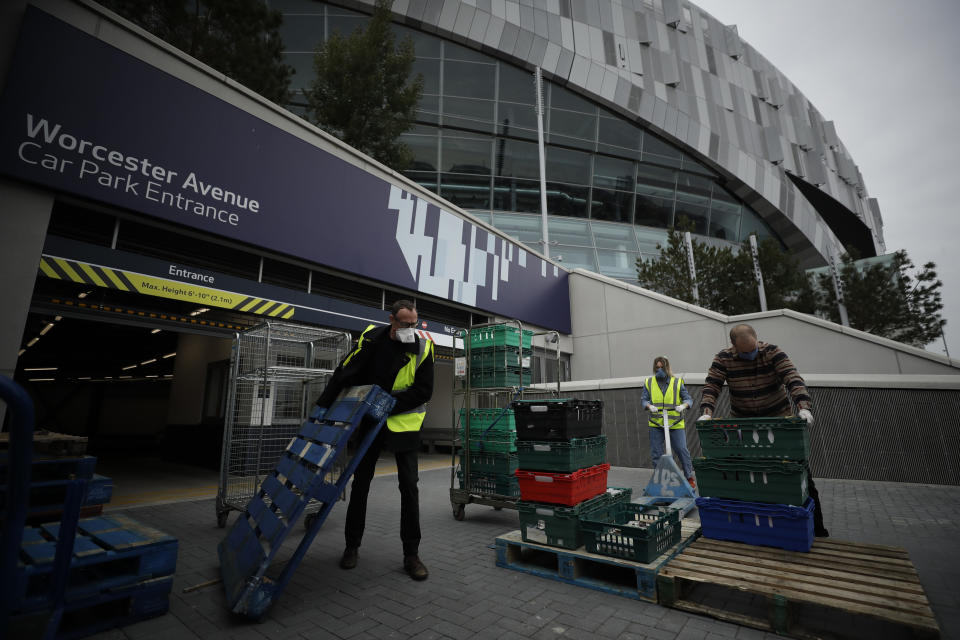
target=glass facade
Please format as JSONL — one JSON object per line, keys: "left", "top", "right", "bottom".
{"left": 277, "top": 1, "right": 784, "bottom": 280}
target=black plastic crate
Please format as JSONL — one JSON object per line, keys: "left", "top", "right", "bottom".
{"left": 512, "top": 399, "right": 603, "bottom": 441}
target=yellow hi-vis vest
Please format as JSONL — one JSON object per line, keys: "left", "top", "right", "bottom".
{"left": 646, "top": 376, "right": 685, "bottom": 430}
{"left": 345, "top": 324, "right": 434, "bottom": 433}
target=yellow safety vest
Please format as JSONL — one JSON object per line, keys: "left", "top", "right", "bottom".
{"left": 646, "top": 376, "right": 685, "bottom": 430}
{"left": 346, "top": 324, "right": 434, "bottom": 433}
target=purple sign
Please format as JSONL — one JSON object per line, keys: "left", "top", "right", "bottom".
{"left": 0, "top": 7, "right": 571, "bottom": 333}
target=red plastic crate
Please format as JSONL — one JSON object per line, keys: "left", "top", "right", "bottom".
{"left": 514, "top": 463, "right": 610, "bottom": 506}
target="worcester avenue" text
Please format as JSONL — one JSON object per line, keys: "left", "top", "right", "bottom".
{"left": 21, "top": 114, "right": 260, "bottom": 214}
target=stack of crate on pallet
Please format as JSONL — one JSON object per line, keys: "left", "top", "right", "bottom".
{"left": 692, "top": 417, "right": 815, "bottom": 552}
{"left": 1, "top": 440, "right": 179, "bottom": 638}
{"left": 511, "top": 398, "right": 633, "bottom": 551}
{"left": 457, "top": 407, "right": 521, "bottom": 497}
{"left": 468, "top": 326, "right": 533, "bottom": 389}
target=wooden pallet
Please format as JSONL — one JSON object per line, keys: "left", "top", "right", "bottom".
{"left": 658, "top": 537, "right": 940, "bottom": 639}
{"left": 495, "top": 520, "right": 701, "bottom": 602}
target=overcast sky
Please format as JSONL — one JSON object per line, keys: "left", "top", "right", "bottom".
{"left": 692, "top": 0, "right": 960, "bottom": 358}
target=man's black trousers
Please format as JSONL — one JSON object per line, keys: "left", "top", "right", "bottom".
{"left": 344, "top": 427, "right": 421, "bottom": 556}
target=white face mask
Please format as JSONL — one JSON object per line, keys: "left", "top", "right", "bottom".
{"left": 395, "top": 327, "right": 416, "bottom": 343}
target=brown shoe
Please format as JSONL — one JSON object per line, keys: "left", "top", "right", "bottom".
{"left": 339, "top": 547, "right": 358, "bottom": 570}
{"left": 403, "top": 554, "right": 428, "bottom": 581}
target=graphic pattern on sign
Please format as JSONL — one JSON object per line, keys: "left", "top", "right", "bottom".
{"left": 388, "top": 186, "right": 559, "bottom": 307}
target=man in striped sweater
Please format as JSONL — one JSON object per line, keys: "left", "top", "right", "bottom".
{"left": 698, "top": 323, "right": 828, "bottom": 537}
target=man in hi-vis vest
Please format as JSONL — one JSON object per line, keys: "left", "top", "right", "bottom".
{"left": 314, "top": 300, "right": 434, "bottom": 580}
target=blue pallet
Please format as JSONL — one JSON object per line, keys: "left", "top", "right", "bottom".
{"left": 0, "top": 454, "right": 97, "bottom": 483}
{"left": 695, "top": 496, "right": 815, "bottom": 552}
{"left": 218, "top": 384, "right": 396, "bottom": 620}
{"left": 8, "top": 574, "right": 173, "bottom": 640}
{"left": 12, "top": 512, "right": 178, "bottom": 612}
{"left": 495, "top": 521, "right": 701, "bottom": 602}
{"left": 0, "top": 474, "right": 112, "bottom": 515}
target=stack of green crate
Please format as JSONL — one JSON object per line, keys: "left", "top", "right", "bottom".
{"left": 468, "top": 326, "right": 533, "bottom": 388}
{"left": 692, "top": 417, "right": 810, "bottom": 505}
{"left": 692, "top": 416, "right": 815, "bottom": 551}
{"left": 457, "top": 407, "right": 520, "bottom": 497}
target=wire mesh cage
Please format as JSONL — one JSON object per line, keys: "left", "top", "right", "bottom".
{"left": 216, "top": 322, "right": 352, "bottom": 527}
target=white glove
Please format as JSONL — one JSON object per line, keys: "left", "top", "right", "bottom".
{"left": 798, "top": 409, "right": 814, "bottom": 426}
{"left": 676, "top": 403, "right": 688, "bottom": 412}
{"left": 647, "top": 404, "right": 659, "bottom": 412}
{"left": 697, "top": 414, "right": 711, "bottom": 422}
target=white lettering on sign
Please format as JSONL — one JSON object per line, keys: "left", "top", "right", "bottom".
{"left": 169, "top": 265, "right": 215, "bottom": 284}
{"left": 19, "top": 113, "right": 259, "bottom": 229}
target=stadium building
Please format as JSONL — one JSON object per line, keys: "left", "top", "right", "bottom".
{"left": 278, "top": 0, "right": 884, "bottom": 277}
{"left": 1, "top": 0, "right": 956, "bottom": 490}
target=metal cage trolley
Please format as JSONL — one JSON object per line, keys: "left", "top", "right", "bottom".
{"left": 449, "top": 319, "right": 562, "bottom": 520}
{"left": 215, "top": 322, "right": 351, "bottom": 527}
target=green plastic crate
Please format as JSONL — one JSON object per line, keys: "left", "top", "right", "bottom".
{"left": 695, "top": 417, "right": 810, "bottom": 461}
{"left": 458, "top": 407, "right": 516, "bottom": 434}
{"left": 580, "top": 503, "right": 682, "bottom": 563}
{"left": 459, "top": 431, "right": 517, "bottom": 453}
{"left": 693, "top": 458, "right": 809, "bottom": 505}
{"left": 469, "top": 325, "right": 533, "bottom": 349}
{"left": 471, "top": 367, "right": 532, "bottom": 389}
{"left": 470, "top": 346, "right": 533, "bottom": 369}
{"left": 517, "top": 487, "right": 633, "bottom": 549}
{"left": 457, "top": 469, "right": 520, "bottom": 497}
{"left": 516, "top": 436, "right": 608, "bottom": 473}
{"left": 460, "top": 451, "right": 518, "bottom": 475}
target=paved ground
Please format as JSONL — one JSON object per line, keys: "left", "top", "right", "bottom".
{"left": 86, "top": 463, "right": 960, "bottom": 640}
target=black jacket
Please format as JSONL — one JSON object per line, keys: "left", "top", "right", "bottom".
{"left": 315, "top": 325, "right": 434, "bottom": 449}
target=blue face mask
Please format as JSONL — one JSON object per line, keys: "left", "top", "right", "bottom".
{"left": 655, "top": 368, "right": 667, "bottom": 379}
{"left": 739, "top": 348, "right": 759, "bottom": 361}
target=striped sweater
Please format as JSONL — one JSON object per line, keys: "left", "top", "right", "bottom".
{"left": 701, "top": 341, "right": 811, "bottom": 417}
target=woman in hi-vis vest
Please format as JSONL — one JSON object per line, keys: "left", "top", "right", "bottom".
{"left": 640, "top": 356, "right": 696, "bottom": 489}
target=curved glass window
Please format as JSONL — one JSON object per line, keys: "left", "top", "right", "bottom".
{"left": 280, "top": 2, "right": 791, "bottom": 280}
{"left": 546, "top": 147, "right": 591, "bottom": 185}
{"left": 498, "top": 64, "right": 536, "bottom": 104}
{"left": 495, "top": 138, "right": 539, "bottom": 180}
{"left": 597, "top": 249, "right": 640, "bottom": 279}
{"left": 493, "top": 178, "right": 540, "bottom": 213}
{"left": 492, "top": 213, "right": 542, "bottom": 247}
{"left": 592, "top": 221, "right": 640, "bottom": 252}
{"left": 546, "top": 183, "right": 589, "bottom": 218}
{"left": 549, "top": 217, "right": 592, "bottom": 246}
{"left": 444, "top": 60, "right": 495, "bottom": 98}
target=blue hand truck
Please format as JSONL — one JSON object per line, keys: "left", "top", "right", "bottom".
{"left": 217, "top": 384, "right": 396, "bottom": 620}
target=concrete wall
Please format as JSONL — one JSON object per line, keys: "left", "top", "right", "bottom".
{"left": 568, "top": 269, "right": 960, "bottom": 379}
{"left": 0, "top": 178, "right": 54, "bottom": 426}
{"left": 525, "top": 374, "right": 960, "bottom": 485}
{"left": 166, "top": 333, "right": 232, "bottom": 425}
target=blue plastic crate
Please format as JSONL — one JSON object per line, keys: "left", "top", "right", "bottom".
{"left": 695, "top": 497, "right": 815, "bottom": 552}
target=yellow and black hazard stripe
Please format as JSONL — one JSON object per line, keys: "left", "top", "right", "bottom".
{"left": 39, "top": 256, "right": 137, "bottom": 292}
{"left": 229, "top": 296, "right": 296, "bottom": 318}
{"left": 39, "top": 256, "right": 296, "bottom": 319}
